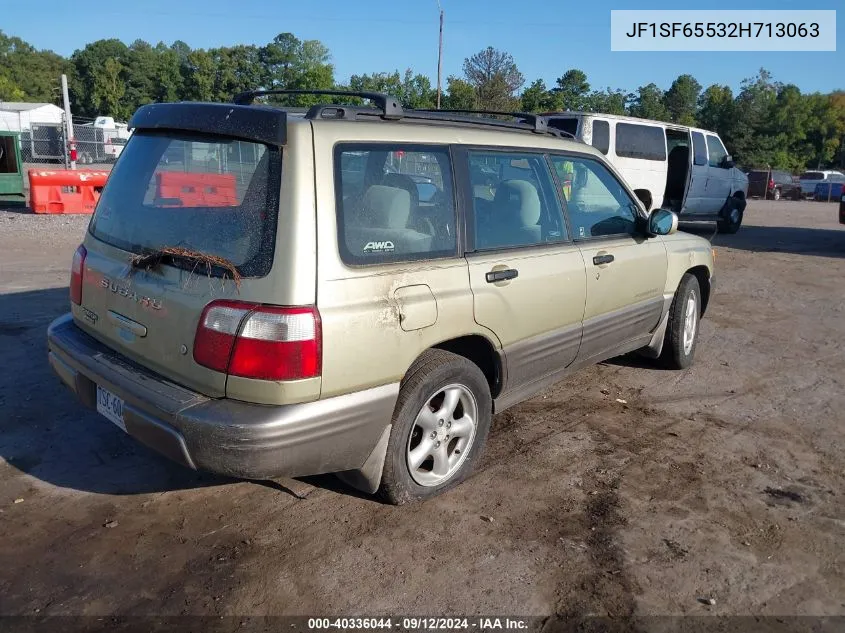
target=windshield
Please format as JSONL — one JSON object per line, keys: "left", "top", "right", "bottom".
{"left": 90, "top": 131, "right": 281, "bottom": 277}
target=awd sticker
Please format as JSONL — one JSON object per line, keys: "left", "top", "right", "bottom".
{"left": 364, "top": 240, "right": 395, "bottom": 254}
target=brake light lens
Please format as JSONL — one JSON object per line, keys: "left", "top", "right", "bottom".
{"left": 193, "top": 300, "right": 321, "bottom": 381}
{"left": 70, "top": 244, "right": 86, "bottom": 305}
{"left": 769, "top": 178, "right": 775, "bottom": 189}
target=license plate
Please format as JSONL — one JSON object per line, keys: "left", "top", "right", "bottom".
{"left": 96, "top": 385, "right": 126, "bottom": 432}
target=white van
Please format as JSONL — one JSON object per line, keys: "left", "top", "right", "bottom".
{"left": 544, "top": 112, "right": 749, "bottom": 233}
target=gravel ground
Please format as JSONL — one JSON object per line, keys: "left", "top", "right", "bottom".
{"left": 0, "top": 200, "right": 843, "bottom": 626}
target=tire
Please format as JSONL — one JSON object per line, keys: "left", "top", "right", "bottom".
{"left": 379, "top": 349, "right": 492, "bottom": 505}
{"left": 717, "top": 196, "right": 743, "bottom": 234}
{"left": 660, "top": 273, "right": 701, "bottom": 370}
{"left": 772, "top": 188, "right": 781, "bottom": 201}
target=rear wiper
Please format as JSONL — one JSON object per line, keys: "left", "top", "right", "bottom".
{"left": 129, "top": 246, "right": 242, "bottom": 289}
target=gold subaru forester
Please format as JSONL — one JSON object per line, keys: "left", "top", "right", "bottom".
{"left": 48, "top": 91, "right": 713, "bottom": 504}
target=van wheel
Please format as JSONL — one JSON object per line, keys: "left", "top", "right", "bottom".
{"left": 379, "top": 349, "right": 492, "bottom": 505}
{"left": 717, "top": 197, "right": 743, "bottom": 234}
{"left": 661, "top": 273, "right": 701, "bottom": 370}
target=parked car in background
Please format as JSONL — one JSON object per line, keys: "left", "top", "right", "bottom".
{"left": 840, "top": 189, "right": 845, "bottom": 224}
{"left": 798, "top": 170, "right": 845, "bottom": 199}
{"left": 47, "top": 91, "right": 714, "bottom": 504}
{"left": 544, "top": 112, "right": 748, "bottom": 233}
{"left": 814, "top": 181, "right": 845, "bottom": 201}
{"left": 747, "top": 169, "right": 801, "bottom": 200}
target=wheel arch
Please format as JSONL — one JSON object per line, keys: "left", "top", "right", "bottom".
{"left": 687, "top": 265, "right": 711, "bottom": 316}
{"left": 430, "top": 334, "right": 503, "bottom": 399}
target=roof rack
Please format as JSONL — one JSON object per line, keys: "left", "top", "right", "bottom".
{"left": 231, "top": 89, "right": 578, "bottom": 140}
{"left": 232, "top": 89, "right": 404, "bottom": 119}
{"left": 409, "top": 108, "right": 552, "bottom": 134}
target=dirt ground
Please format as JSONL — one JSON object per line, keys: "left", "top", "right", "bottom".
{"left": 0, "top": 200, "right": 843, "bottom": 625}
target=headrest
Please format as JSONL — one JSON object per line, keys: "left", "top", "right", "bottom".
{"left": 361, "top": 185, "right": 411, "bottom": 229}
{"left": 493, "top": 179, "right": 541, "bottom": 226}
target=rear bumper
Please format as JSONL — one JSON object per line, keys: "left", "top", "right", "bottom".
{"left": 47, "top": 313, "right": 398, "bottom": 480}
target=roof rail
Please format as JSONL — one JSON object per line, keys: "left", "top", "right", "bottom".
{"left": 231, "top": 89, "right": 404, "bottom": 119}
{"left": 410, "top": 108, "right": 551, "bottom": 134}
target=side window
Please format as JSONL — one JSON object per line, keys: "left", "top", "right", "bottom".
{"left": 706, "top": 135, "right": 727, "bottom": 168}
{"left": 334, "top": 144, "right": 456, "bottom": 265}
{"left": 615, "top": 123, "right": 666, "bottom": 161}
{"left": 550, "top": 155, "right": 639, "bottom": 239}
{"left": 692, "top": 132, "right": 707, "bottom": 166}
{"left": 591, "top": 120, "right": 610, "bottom": 155}
{"left": 468, "top": 150, "right": 567, "bottom": 250}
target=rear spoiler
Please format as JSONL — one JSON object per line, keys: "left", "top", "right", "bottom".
{"left": 129, "top": 102, "right": 286, "bottom": 146}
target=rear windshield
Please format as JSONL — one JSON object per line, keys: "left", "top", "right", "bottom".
{"left": 90, "top": 131, "right": 281, "bottom": 278}
{"left": 799, "top": 172, "right": 824, "bottom": 180}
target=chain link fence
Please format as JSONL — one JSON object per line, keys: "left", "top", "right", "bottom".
{"left": 16, "top": 117, "right": 126, "bottom": 166}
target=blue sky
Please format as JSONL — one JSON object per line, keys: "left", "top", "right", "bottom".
{"left": 3, "top": 0, "right": 843, "bottom": 94}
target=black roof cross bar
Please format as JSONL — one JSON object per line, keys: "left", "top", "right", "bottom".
{"left": 232, "top": 89, "right": 404, "bottom": 119}
{"left": 409, "top": 108, "right": 554, "bottom": 135}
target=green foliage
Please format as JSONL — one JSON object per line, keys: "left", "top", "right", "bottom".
{"left": 629, "top": 83, "right": 668, "bottom": 120}
{"left": 462, "top": 47, "right": 524, "bottom": 111}
{"left": 662, "top": 74, "right": 701, "bottom": 125}
{"left": 443, "top": 76, "right": 476, "bottom": 110}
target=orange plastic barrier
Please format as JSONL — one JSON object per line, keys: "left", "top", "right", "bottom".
{"left": 154, "top": 172, "right": 237, "bottom": 207}
{"left": 28, "top": 170, "right": 109, "bottom": 214}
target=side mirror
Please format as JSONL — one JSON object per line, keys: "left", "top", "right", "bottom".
{"left": 633, "top": 188, "right": 653, "bottom": 211}
{"left": 722, "top": 155, "right": 735, "bottom": 169}
{"left": 647, "top": 208, "right": 678, "bottom": 236}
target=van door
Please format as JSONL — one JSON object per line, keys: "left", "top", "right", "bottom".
{"left": 612, "top": 122, "right": 668, "bottom": 209}
{"left": 461, "top": 148, "right": 587, "bottom": 395}
{"left": 686, "top": 131, "right": 710, "bottom": 214}
{"left": 704, "top": 134, "right": 733, "bottom": 212}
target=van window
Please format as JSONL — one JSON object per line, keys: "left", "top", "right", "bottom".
{"left": 706, "top": 135, "right": 727, "bottom": 168}
{"left": 469, "top": 150, "right": 567, "bottom": 250}
{"left": 334, "top": 144, "right": 456, "bottom": 265}
{"left": 550, "top": 155, "right": 639, "bottom": 239}
{"left": 615, "top": 123, "right": 666, "bottom": 161}
{"left": 692, "top": 132, "right": 707, "bottom": 166}
{"left": 591, "top": 120, "right": 610, "bottom": 155}
{"left": 90, "top": 131, "right": 281, "bottom": 278}
{"left": 548, "top": 118, "right": 578, "bottom": 136}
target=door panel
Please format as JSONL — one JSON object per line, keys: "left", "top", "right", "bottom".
{"left": 705, "top": 134, "right": 732, "bottom": 212}
{"left": 461, "top": 148, "right": 587, "bottom": 394}
{"left": 686, "top": 131, "right": 710, "bottom": 214}
{"left": 468, "top": 247, "right": 586, "bottom": 390}
{"left": 577, "top": 236, "right": 667, "bottom": 360}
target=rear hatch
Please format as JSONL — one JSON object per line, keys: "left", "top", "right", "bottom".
{"left": 77, "top": 103, "right": 285, "bottom": 397}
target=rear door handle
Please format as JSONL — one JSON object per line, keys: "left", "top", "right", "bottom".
{"left": 592, "top": 254, "right": 614, "bottom": 266}
{"left": 485, "top": 268, "right": 519, "bottom": 283}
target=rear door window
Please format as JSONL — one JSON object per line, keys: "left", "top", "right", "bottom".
{"left": 468, "top": 150, "right": 567, "bottom": 250}
{"left": 334, "top": 144, "right": 457, "bottom": 265}
{"left": 90, "top": 132, "right": 281, "bottom": 277}
{"left": 615, "top": 123, "right": 666, "bottom": 161}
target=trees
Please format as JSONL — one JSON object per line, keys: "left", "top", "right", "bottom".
{"left": 443, "top": 76, "right": 476, "bottom": 110}
{"left": 1, "top": 29, "right": 842, "bottom": 171}
{"left": 462, "top": 47, "right": 524, "bottom": 111}
{"left": 663, "top": 74, "right": 701, "bottom": 125}
{"left": 551, "top": 69, "right": 590, "bottom": 111}
{"left": 629, "top": 83, "right": 668, "bottom": 120}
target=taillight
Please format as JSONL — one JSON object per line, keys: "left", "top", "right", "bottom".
{"left": 768, "top": 178, "right": 775, "bottom": 189}
{"left": 70, "top": 244, "right": 86, "bottom": 305}
{"left": 193, "top": 300, "right": 321, "bottom": 381}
